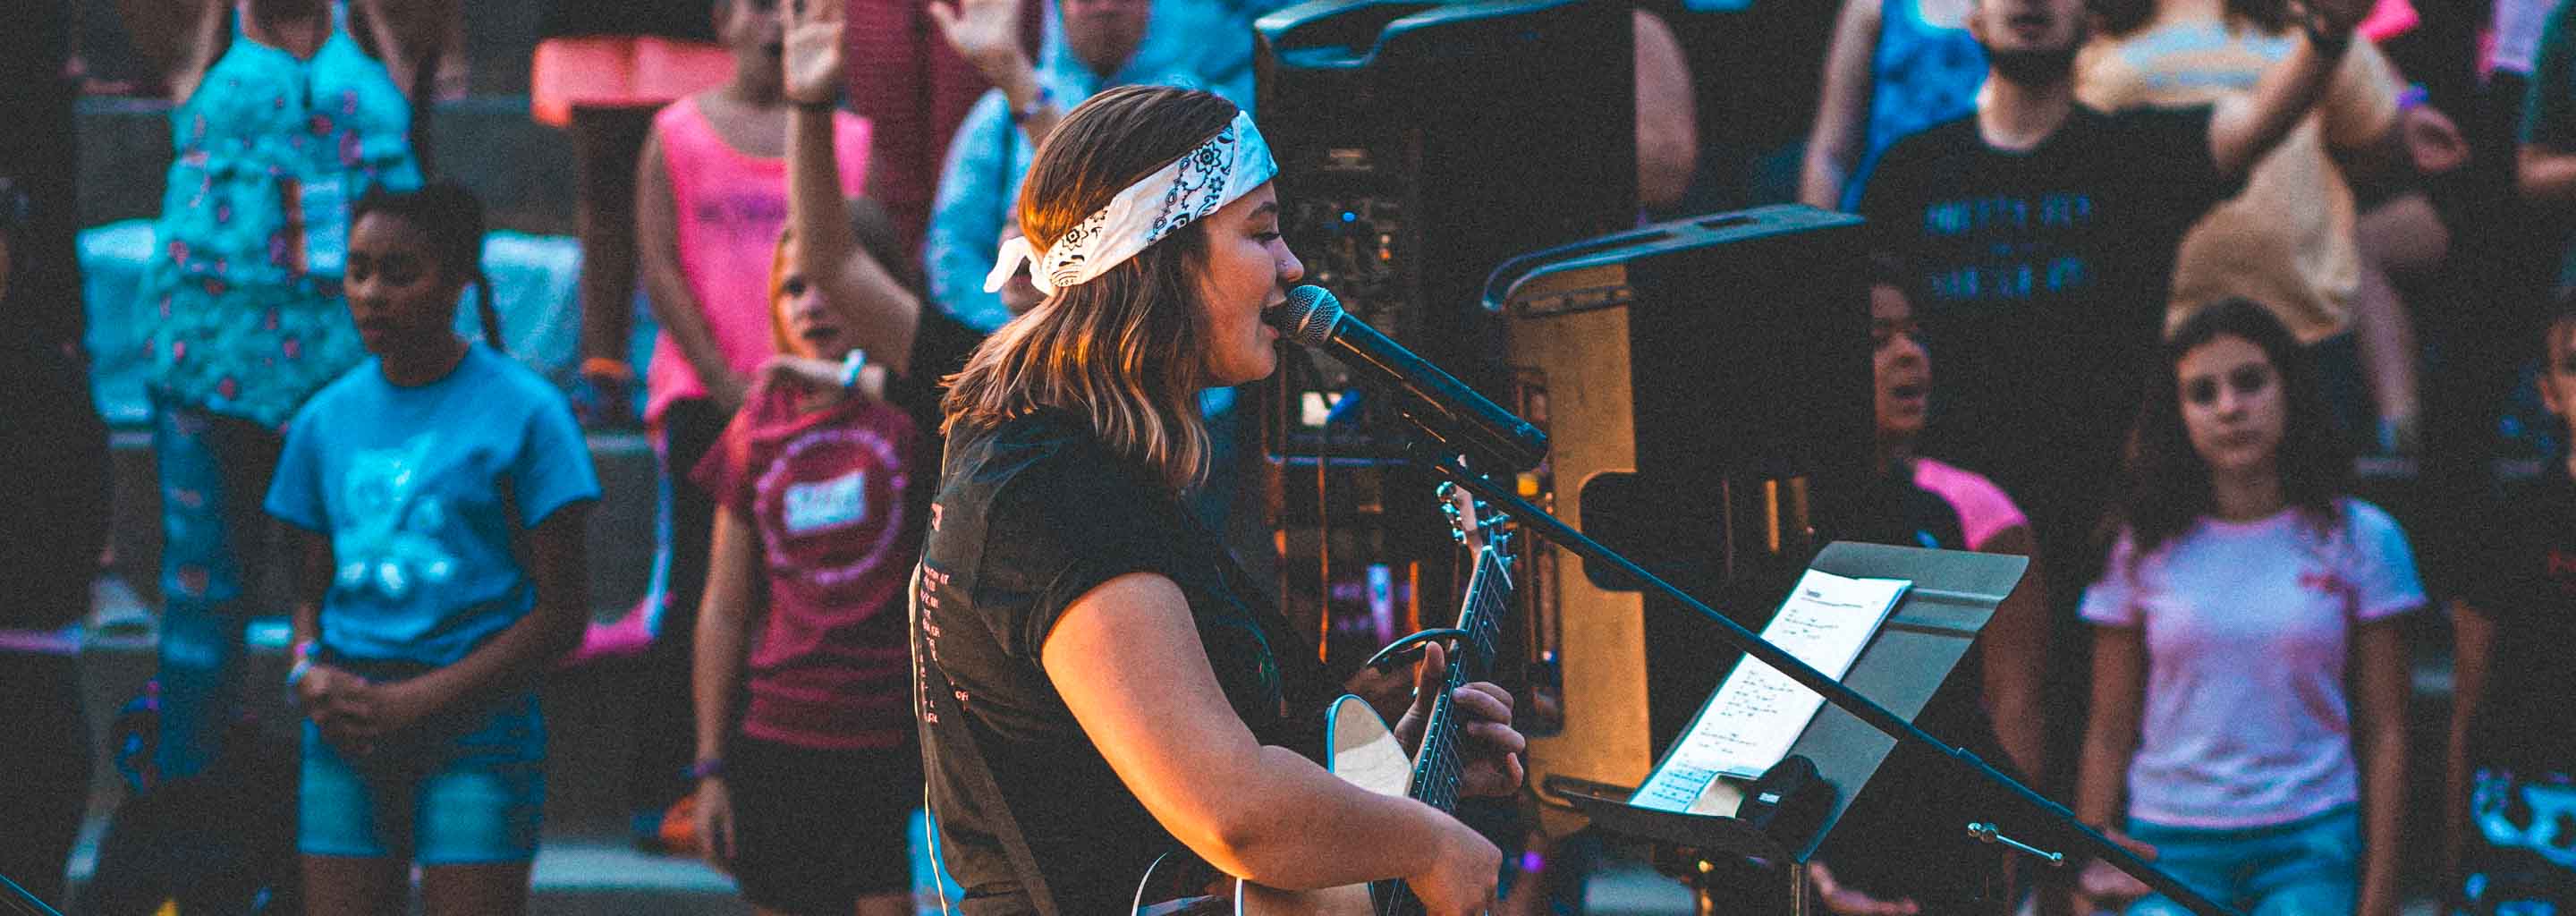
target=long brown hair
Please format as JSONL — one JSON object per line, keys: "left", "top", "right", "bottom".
{"left": 2110, "top": 299, "right": 2347, "bottom": 566}
{"left": 941, "top": 85, "right": 1240, "bottom": 491}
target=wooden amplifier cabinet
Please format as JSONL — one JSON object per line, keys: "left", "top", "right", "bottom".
{"left": 1483, "top": 205, "right": 1874, "bottom": 837}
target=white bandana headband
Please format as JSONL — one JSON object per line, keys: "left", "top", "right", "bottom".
{"left": 984, "top": 108, "right": 1279, "bottom": 295}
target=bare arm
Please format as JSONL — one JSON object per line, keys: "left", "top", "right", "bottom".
{"left": 1977, "top": 526, "right": 2049, "bottom": 782}
{"left": 1801, "top": 0, "right": 1883, "bottom": 209}
{"left": 1043, "top": 573, "right": 1498, "bottom": 910}
{"left": 2445, "top": 600, "right": 2496, "bottom": 889}
{"left": 349, "top": 0, "right": 420, "bottom": 101}
{"left": 2073, "top": 625, "right": 2153, "bottom": 909}
{"left": 290, "top": 529, "right": 333, "bottom": 652}
{"left": 402, "top": 504, "right": 592, "bottom": 709}
{"left": 2318, "top": 41, "right": 2408, "bottom": 188}
{"left": 319, "top": 503, "right": 595, "bottom": 745}
{"left": 2076, "top": 625, "right": 2145, "bottom": 828}
{"left": 1633, "top": 9, "right": 1698, "bottom": 213}
{"left": 782, "top": 0, "right": 924, "bottom": 374}
{"left": 635, "top": 130, "right": 749, "bottom": 411}
{"left": 2206, "top": 3, "right": 2370, "bottom": 179}
{"left": 2519, "top": 144, "right": 2576, "bottom": 204}
{"left": 2351, "top": 617, "right": 2411, "bottom": 916}
{"left": 163, "top": 0, "right": 230, "bottom": 104}
{"left": 692, "top": 508, "right": 763, "bottom": 770}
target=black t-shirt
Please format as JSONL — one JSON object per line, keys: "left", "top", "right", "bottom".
{"left": 891, "top": 305, "right": 987, "bottom": 555}
{"left": 914, "top": 410, "right": 1328, "bottom": 914}
{"left": 2461, "top": 469, "right": 2576, "bottom": 774}
{"left": 1818, "top": 462, "right": 2011, "bottom": 911}
{"left": 1859, "top": 105, "right": 2241, "bottom": 535}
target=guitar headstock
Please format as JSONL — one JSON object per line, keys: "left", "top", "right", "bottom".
{"left": 1436, "top": 480, "right": 1511, "bottom": 557}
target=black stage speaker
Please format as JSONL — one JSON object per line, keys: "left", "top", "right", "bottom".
{"left": 1249, "top": 0, "right": 1633, "bottom": 674}
{"left": 1255, "top": 0, "right": 1632, "bottom": 454}
{"left": 1481, "top": 205, "right": 1874, "bottom": 837}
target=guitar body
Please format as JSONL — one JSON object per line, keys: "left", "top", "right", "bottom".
{"left": 1131, "top": 695, "right": 1408, "bottom": 915}
{"left": 1134, "top": 485, "right": 1514, "bottom": 916}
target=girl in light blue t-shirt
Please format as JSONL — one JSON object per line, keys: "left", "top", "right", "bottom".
{"left": 265, "top": 182, "right": 597, "bottom": 915}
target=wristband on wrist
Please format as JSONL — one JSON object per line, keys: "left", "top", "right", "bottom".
{"left": 838, "top": 348, "right": 869, "bottom": 390}
{"left": 580, "top": 356, "right": 635, "bottom": 383}
{"left": 686, "top": 758, "right": 725, "bottom": 781}
{"left": 792, "top": 97, "right": 839, "bottom": 113}
{"left": 286, "top": 640, "right": 318, "bottom": 689}
{"left": 1009, "top": 86, "right": 1055, "bottom": 125}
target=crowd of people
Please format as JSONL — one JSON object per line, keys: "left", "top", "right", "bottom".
{"left": 5, "top": 0, "right": 2576, "bottom": 913}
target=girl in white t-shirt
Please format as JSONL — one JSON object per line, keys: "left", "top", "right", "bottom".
{"left": 2073, "top": 299, "right": 2423, "bottom": 916}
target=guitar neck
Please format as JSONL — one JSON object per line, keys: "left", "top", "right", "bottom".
{"left": 1406, "top": 546, "right": 1509, "bottom": 814}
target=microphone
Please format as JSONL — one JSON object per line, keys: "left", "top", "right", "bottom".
{"left": 1269, "top": 285, "right": 1548, "bottom": 472}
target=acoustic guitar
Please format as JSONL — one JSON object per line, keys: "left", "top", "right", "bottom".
{"left": 1131, "top": 486, "right": 1515, "bottom": 914}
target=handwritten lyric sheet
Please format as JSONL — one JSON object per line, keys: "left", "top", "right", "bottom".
{"left": 1631, "top": 569, "right": 1910, "bottom": 815}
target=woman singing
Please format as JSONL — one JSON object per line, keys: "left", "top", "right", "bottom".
{"left": 914, "top": 85, "right": 1523, "bottom": 914}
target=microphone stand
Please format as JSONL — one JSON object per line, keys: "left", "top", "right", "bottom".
{"left": 1398, "top": 440, "right": 2244, "bottom": 916}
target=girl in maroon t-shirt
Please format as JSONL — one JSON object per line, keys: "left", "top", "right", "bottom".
{"left": 683, "top": 215, "right": 919, "bottom": 916}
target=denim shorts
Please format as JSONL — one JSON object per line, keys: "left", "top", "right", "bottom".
{"left": 299, "top": 689, "right": 547, "bottom": 864}
{"left": 2123, "top": 804, "right": 2360, "bottom": 916}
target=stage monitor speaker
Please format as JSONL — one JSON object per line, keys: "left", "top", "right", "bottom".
{"left": 1254, "top": 0, "right": 1632, "bottom": 458}
{"left": 1249, "top": 0, "right": 1634, "bottom": 678}
{"left": 1484, "top": 204, "right": 1874, "bottom": 838}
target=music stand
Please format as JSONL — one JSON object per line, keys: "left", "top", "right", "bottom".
{"left": 1555, "top": 541, "right": 2028, "bottom": 915}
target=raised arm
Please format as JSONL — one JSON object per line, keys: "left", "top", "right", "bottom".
{"left": 929, "top": 0, "right": 1059, "bottom": 145}
{"left": 783, "top": 0, "right": 925, "bottom": 374}
{"left": 1044, "top": 572, "right": 1501, "bottom": 912}
{"left": 1801, "top": 0, "right": 1884, "bottom": 209}
{"left": 2205, "top": 0, "right": 2372, "bottom": 178}
{"left": 635, "top": 129, "right": 750, "bottom": 412}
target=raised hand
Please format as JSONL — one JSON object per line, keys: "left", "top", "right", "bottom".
{"left": 928, "top": 0, "right": 1033, "bottom": 89}
{"left": 782, "top": 0, "right": 844, "bottom": 106}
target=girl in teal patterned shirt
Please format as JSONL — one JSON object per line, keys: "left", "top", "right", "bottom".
{"left": 141, "top": 0, "right": 424, "bottom": 782}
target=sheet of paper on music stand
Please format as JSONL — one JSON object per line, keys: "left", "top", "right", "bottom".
{"left": 1630, "top": 568, "right": 1911, "bottom": 815}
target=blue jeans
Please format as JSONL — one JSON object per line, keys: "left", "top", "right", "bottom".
{"left": 2124, "top": 805, "right": 2361, "bottom": 916}
{"left": 150, "top": 395, "right": 284, "bottom": 780}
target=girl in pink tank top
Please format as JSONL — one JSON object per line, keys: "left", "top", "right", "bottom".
{"left": 646, "top": 96, "right": 871, "bottom": 425}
